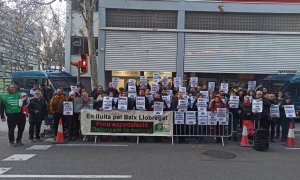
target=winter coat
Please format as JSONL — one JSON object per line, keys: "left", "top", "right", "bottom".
{"left": 28, "top": 97, "right": 48, "bottom": 122}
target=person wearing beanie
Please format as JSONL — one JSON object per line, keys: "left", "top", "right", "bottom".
{"left": 65, "top": 91, "right": 79, "bottom": 141}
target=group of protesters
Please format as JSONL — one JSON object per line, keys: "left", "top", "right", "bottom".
{"left": 0, "top": 77, "right": 296, "bottom": 146}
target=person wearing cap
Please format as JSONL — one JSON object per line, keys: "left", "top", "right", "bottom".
{"left": 30, "top": 82, "right": 40, "bottom": 96}
{"left": 28, "top": 90, "right": 48, "bottom": 143}
{"left": 0, "top": 83, "right": 25, "bottom": 147}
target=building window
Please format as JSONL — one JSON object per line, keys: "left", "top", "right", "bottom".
{"left": 106, "top": 9, "right": 178, "bottom": 29}
{"left": 185, "top": 12, "right": 300, "bottom": 32}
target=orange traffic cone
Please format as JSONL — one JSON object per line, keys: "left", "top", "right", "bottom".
{"left": 54, "top": 118, "right": 65, "bottom": 143}
{"left": 285, "top": 122, "right": 296, "bottom": 147}
{"left": 240, "top": 125, "right": 251, "bottom": 147}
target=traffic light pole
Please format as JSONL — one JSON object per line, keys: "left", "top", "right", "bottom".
{"left": 77, "top": 67, "right": 81, "bottom": 85}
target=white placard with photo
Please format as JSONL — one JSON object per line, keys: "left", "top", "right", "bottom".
{"left": 197, "top": 98, "right": 207, "bottom": 111}
{"left": 140, "top": 76, "right": 148, "bottom": 87}
{"left": 174, "top": 77, "right": 182, "bottom": 88}
{"left": 128, "top": 79, "right": 136, "bottom": 86}
{"left": 198, "top": 110, "right": 208, "bottom": 125}
{"left": 220, "top": 83, "right": 229, "bottom": 94}
{"left": 174, "top": 112, "right": 185, "bottom": 125}
{"left": 136, "top": 96, "right": 145, "bottom": 110}
{"left": 248, "top": 81, "right": 256, "bottom": 91}
{"left": 63, "top": 101, "right": 73, "bottom": 115}
{"left": 112, "top": 77, "right": 120, "bottom": 88}
{"left": 252, "top": 99, "right": 263, "bottom": 113}
{"left": 208, "top": 82, "right": 215, "bottom": 91}
{"left": 190, "top": 77, "right": 198, "bottom": 87}
{"left": 217, "top": 108, "right": 228, "bottom": 125}
{"left": 153, "top": 72, "right": 160, "bottom": 79}
{"left": 178, "top": 99, "right": 188, "bottom": 112}
{"left": 200, "top": 91, "right": 209, "bottom": 99}
{"left": 185, "top": 111, "right": 197, "bottom": 125}
{"left": 229, "top": 96, "right": 240, "bottom": 109}
{"left": 270, "top": 105, "right": 280, "bottom": 118}
{"left": 162, "top": 95, "right": 171, "bottom": 109}
{"left": 284, "top": 105, "right": 296, "bottom": 118}
{"left": 179, "top": 87, "right": 186, "bottom": 93}
{"left": 151, "top": 84, "right": 159, "bottom": 92}
{"left": 102, "top": 96, "right": 113, "bottom": 110}
{"left": 70, "top": 86, "right": 77, "bottom": 91}
{"left": 162, "top": 75, "right": 168, "bottom": 86}
{"left": 117, "top": 97, "right": 128, "bottom": 110}
{"left": 207, "top": 111, "right": 218, "bottom": 125}
{"left": 154, "top": 102, "right": 163, "bottom": 116}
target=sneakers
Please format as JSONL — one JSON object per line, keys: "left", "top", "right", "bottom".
{"left": 9, "top": 142, "right": 17, "bottom": 147}
{"left": 15, "top": 141, "right": 24, "bottom": 146}
{"left": 29, "top": 139, "right": 35, "bottom": 143}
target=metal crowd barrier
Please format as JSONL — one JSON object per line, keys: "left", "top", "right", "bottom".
{"left": 173, "top": 112, "right": 234, "bottom": 146}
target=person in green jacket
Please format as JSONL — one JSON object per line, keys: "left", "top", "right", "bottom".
{"left": 0, "top": 83, "right": 25, "bottom": 147}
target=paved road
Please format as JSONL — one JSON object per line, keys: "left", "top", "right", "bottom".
{"left": 0, "top": 121, "right": 300, "bottom": 180}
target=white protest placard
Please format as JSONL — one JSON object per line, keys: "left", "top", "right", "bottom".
{"left": 178, "top": 99, "right": 188, "bottom": 112}
{"left": 151, "top": 84, "right": 159, "bottom": 92}
{"left": 174, "top": 77, "right": 182, "bottom": 88}
{"left": 102, "top": 96, "right": 113, "bottom": 110}
{"left": 252, "top": 99, "right": 263, "bottom": 113}
{"left": 128, "top": 79, "right": 136, "bottom": 86}
{"left": 128, "top": 92, "right": 137, "bottom": 99}
{"left": 174, "top": 112, "right": 185, "bottom": 125}
{"left": 70, "top": 86, "right": 76, "bottom": 91}
{"left": 190, "top": 77, "right": 198, "bottom": 87}
{"left": 179, "top": 87, "right": 186, "bottom": 93}
{"left": 162, "top": 75, "right": 168, "bottom": 86}
{"left": 248, "top": 81, "right": 256, "bottom": 91}
{"left": 185, "top": 111, "right": 196, "bottom": 125}
{"left": 284, "top": 105, "right": 296, "bottom": 118}
{"left": 198, "top": 110, "right": 208, "bottom": 125}
{"left": 136, "top": 96, "right": 145, "bottom": 110}
{"left": 189, "top": 96, "right": 196, "bottom": 105}
{"left": 153, "top": 78, "right": 160, "bottom": 84}
{"left": 162, "top": 95, "right": 171, "bottom": 109}
{"left": 200, "top": 91, "right": 209, "bottom": 99}
{"left": 153, "top": 102, "right": 163, "bottom": 116}
{"left": 229, "top": 96, "right": 240, "bottom": 109}
{"left": 207, "top": 111, "right": 218, "bottom": 125}
{"left": 217, "top": 108, "right": 227, "bottom": 125}
{"left": 220, "top": 83, "right": 229, "bottom": 94}
{"left": 270, "top": 105, "right": 280, "bottom": 118}
{"left": 197, "top": 98, "right": 207, "bottom": 111}
{"left": 117, "top": 97, "right": 128, "bottom": 110}
{"left": 113, "top": 97, "right": 118, "bottom": 104}
{"left": 112, "top": 77, "right": 120, "bottom": 88}
{"left": 153, "top": 72, "right": 160, "bottom": 79}
{"left": 140, "top": 76, "right": 148, "bottom": 87}
{"left": 183, "top": 95, "right": 188, "bottom": 100}
{"left": 63, "top": 101, "right": 73, "bottom": 115}
{"left": 208, "top": 82, "right": 215, "bottom": 91}
{"left": 128, "top": 86, "right": 136, "bottom": 92}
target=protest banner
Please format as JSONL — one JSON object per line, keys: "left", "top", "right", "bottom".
{"left": 140, "top": 76, "right": 148, "bottom": 87}
{"left": 217, "top": 108, "right": 228, "bottom": 125}
{"left": 136, "top": 97, "right": 146, "bottom": 110}
{"left": 198, "top": 110, "right": 208, "bottom": 125}
{"left": 284, "top": 105, "right": 296, "bottom": 118}
{"left": 248, "top": 81, "right": 256, "bottom": 91}
{"left": 81, "top": 110, "right": 173, "bottom": 136}
{"left": 63, "top": 101, "right": 73, "bottom": 115}
{"left": 229, "top": 96, "right": 239, "bottom": 109}
{"left": 174, "top": 112, "right": 185, "bottom": 125}
{"left": 208, "top": 82, "right": 215, "bottom": 91}
{"left": 74, "top": 97, "right": 93, "bottom": 113}
{"left": 162, "top": 75, "right": 168, "bottom": 86}
{"left": 207, "top": 111, "right": 218, "bottom": 125}
{"left": 117, "top": 97, "right": 128, "bottom": 110}
{"left": 162, "top": 95, "right": 171, "bottom": 109}
{"left": 154, "top": 102, "right": 164, "bottom": 116}
{"left": 252, "top": 99, "right": 263, "bottom": 113}
{"left": 178, "top": 99, "right": 188, "bottom": 112}
{"left": 270, "top": 105, "right": 280, "bottom": 118}
{"left": 190, "top": 77, "right": 198, "bottom": 87}
{"left": 220, "top": 83, "right": 229, "bottom": 93}
{"left": 174, "top": 77, "right": 182, "bottom": 88}
{"left": 102, "top": 96, "right": 113, "bottom": 110}
{"left": 185, "top": 111, "right": 196, "bottom": 125}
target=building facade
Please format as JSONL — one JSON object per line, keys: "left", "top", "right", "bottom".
{"left": 65, "top": 0, "right": 300, "bottom": 88}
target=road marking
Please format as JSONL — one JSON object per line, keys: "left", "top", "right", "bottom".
{"left": 2, "top": 154, "right": 36, "bottom": 161}
{"left": 56, "top": 144, "right": 129, "bottom": 147}
{"left": 0, "top": 168, "right": 11, "bottom": 175}
{"left": 44, "top": 138, "right": 55, "bottom": 142}
{"left": 285, "top": 147, "right": 300, "bottom": 150}
{"left": 26, "top": 145, "right": 52, "bottom": 150}
{"left": 0, "top": 175, "right": 132, "bottom": 179}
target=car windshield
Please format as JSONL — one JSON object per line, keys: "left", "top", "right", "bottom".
{"left": 258, "top": 80, "right": 288, "bottom": 93}
{"left": 49, "top": 77, "right": 77, "bottom": 90}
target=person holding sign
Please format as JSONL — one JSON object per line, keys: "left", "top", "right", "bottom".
{"left": 116, "top": 91, "right": 135, "bottom": 110}
{"left": 64, "top": 91, "right": 79, "bottom": 141}
{"left": 268, "top": 94, "right": 279, "bottom": 142}
{"left": 252, "top": 91, "right": 271, "bottom": 131}
{"left": 227, "top": 91, "right": 240, "bottom": 141}
{"left": 106, "top": 82, "right": 119, "bottom": 97}
{"left": 280, "top": 97, "right": 295, "bottom": 142}
{"left": 136, "top": 89, "right": 150, "bottom": 111}
{"left": 27, "top": 90, "right": 48, "bottom": 143}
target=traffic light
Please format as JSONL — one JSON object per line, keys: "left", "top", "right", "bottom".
{"left": 80, "top": 54, "right": 88, "bottom": 74}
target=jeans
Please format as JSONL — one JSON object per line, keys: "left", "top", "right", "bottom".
{"left": 7, "top": 113, "right": 26, "bottom": 143}
{"left": 53, "top": 113, "right": 63, "bottom": 136}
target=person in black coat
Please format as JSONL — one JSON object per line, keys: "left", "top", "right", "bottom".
{"left": 28, "top": 90, "right": 48, "bottom": 142}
